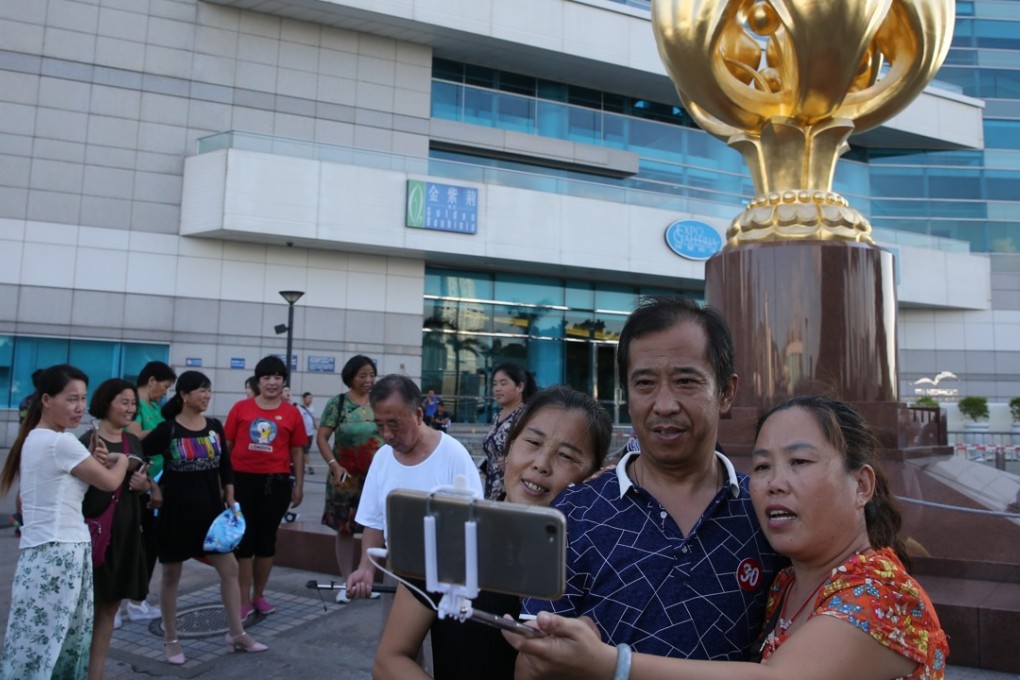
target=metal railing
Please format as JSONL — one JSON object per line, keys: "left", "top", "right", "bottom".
{"left": 947, "top": 430, "right": 1020, "bottom": 470}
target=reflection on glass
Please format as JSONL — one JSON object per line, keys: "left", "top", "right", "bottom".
{"left": 422, "top": 269, "right": 658, "bottom": 423}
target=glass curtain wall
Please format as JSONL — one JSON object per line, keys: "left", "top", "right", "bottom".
{"left": 432, "top": 2, "right": 1020, "bottom": 255}
{"left": 422, "top": 268, "right": 694, "bottom": 425}
{"left": 0, "top": 336, "right": 169, "bottom": 410}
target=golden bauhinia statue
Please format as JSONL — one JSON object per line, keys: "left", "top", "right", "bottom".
{"left": 651, "top": 0, "right": 954, "bottom": 246}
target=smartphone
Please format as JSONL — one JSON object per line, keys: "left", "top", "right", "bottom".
{"left": 88, "top": 420, "right": 99, "bottom": 452}
{"left": 468, "top": 609, "right": 545, "bottom": 639}
{"left": 386, "top": 489, "right": 567, "bottom": 600}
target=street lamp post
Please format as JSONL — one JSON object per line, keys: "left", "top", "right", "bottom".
{"left": 278, "top": 290, "right": 305, "bottom": 382}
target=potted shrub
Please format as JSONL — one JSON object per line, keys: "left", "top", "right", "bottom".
{"left": 912, "top": 396, "right": 939, "bottom": 409}
{"left": 958, "top": 396, "right": 989, "bottom": 422}
{"left": 958, "top": 396, "right": 989, "bottom": 445}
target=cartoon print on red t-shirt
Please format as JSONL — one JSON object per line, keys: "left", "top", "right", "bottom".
{"left": 248, "top": 418, "right": 278, "bottom": 452}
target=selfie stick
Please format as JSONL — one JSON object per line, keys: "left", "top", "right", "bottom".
{"left": 424, "top": 479, "right": 480, "bottom": 623}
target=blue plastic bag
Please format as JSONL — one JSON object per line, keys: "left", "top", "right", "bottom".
{"left": 203, "top": 502, "right": 245, "bottom": 553}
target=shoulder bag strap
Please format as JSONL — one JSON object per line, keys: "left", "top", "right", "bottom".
{"left": 336, "top": 393, "right": 347, "bottom": 430}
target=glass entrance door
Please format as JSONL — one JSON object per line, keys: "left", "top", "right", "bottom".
{"left": 564, "top": 340, "right": 624, "bottom": 423}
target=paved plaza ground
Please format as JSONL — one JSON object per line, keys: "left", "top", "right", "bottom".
{"left": 0, "top": 456, "right": 1014, "bottom": 678}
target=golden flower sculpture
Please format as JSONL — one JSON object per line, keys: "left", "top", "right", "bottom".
{"left": 652, "top": 0, "right": 954, "bottom": 246}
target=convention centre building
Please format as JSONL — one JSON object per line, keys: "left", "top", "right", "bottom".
{"left": 1, "top": 0, "right": 1018, "bottom": 440}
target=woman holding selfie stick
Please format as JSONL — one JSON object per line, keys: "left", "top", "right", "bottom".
{"left": 143, "top": 371, "right": 266, "bottom": 664}
{"left": 316, "top": 355, "right": 383, "bottom": 602}
{"left": 80, "top": 378, "right": 153, "bottom": 680}
{"left": 374, "top": 385, "right": 613, "bottom": 680}
{"left": 0, "top": 365, "right": 129, "bottom": 679}
{"left": 506, "top": 397, "right": 948, "bottom": 680}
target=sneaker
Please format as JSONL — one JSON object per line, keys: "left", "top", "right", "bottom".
{"left": 306, "top": 466, "right": 315, "bottom": 475}
{"left": 241, "top": 604, "right": 254, "bottom": 621}
{"left": 113, "top": 609, "right": 122, "bottom": 629}
{"left": 125, "top": 600, "right": 161, "bottom": 621}
{"left": 252, "top": 596, "right": 275, "bottom": 615}
{"left": 368, "top": 591, "right": 381, "bottom": 600}
{"left": 336, "top": 589, "right": 351, "bottom": 604}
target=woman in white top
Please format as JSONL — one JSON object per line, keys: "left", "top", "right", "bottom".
{"left": 0, "top": 364, "right": 129, "bottom": 678}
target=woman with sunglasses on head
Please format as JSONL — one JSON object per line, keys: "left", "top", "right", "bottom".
{"left": 507, "top": 396, "right": 948, "bottom": 680}
{"left": 0, "top": 365, "right": 129, "bottom": 679}
{"left": 79, "top": 378, "right": 154, "bottom": 679}
{"left": 143, "top": 371, "right": 267, "bottom": 664}
{"left": 374, "top": 385, "right": 613, "bottom": 680}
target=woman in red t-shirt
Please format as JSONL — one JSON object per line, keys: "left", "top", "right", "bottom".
{"left": 223, "top": 355, "right": 308, "bottom": 620}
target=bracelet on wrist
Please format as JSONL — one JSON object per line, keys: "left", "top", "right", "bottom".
{"left": 612, "top": 643, "right": 632, "bottom": 680}
{"left": 328, "top": 459, "right": 339, "bottom": 467}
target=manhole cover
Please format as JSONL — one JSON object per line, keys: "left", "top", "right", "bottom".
{"left": 147, "top": 604, "right": 262, "bottom": 639}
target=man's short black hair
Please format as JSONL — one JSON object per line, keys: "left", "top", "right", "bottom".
{"left": 369, "top": 374, "right": 422, "bottom": 411}
{"left": 137, "top": 361, "right": 176, "bottom": 386}
{"left": 617, "top": 295, "right": 735, "bottom": 397}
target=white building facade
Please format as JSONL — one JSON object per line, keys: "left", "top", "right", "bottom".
{"left": 1, "top": 0, "right": 1018, "bottom": 441}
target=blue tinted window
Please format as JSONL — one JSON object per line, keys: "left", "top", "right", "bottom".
{"left": 988, "top": 221, "right": 1020, "bottom": 253}
{"left": 494, "top": 274, "right": 563, "bottom": 307}
{"left": 985, "top": 120, "right": 1020, "bottom": 150}
{"left": 2, "top": 337, "right": 168, "bottom": 408}
{"left": 972, "top": 19, "right": 1020, "bottom": 50}
{"left": 870, "top": 167, "right": 925, "bottom": 197}
{"left": 433, "top": 58, "right": 463, "bottom": 81}
{"left": 431, "top": 80, "right": 463, "bottom": 121}
{"left": 928, "top": 168, "right": 984, "bottom": 199}
{"left": 985, "top": 169, "right": 1020, "bottom": 199}
{"left": 0, "top": 337, "right": 11, "bottom": 412}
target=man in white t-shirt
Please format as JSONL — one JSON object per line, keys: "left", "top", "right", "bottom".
{"left": 297, "top": 392, "right": 317, "bottom": 474}
{"left": 345, "top": 374, "right": 482, "bottom": 599}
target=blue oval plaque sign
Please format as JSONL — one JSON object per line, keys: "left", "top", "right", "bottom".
{"left": 664, "top": 220, "right": 723, "bottom": 261}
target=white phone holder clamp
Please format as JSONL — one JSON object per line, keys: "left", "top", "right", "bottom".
{"left": 424, "top": 477, "right": 481, "bottom": 622}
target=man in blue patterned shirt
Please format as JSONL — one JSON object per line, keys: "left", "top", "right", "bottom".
{"left": 522, "top": 296, "right": 781, "bottom": 660}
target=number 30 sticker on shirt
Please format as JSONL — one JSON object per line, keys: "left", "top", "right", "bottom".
{"left": 737, "top": 558, "right": 763, "bottom": 592}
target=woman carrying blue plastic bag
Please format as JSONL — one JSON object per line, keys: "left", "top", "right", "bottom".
{"left": 143, "top": 371, "right": 267, "bottom": 665}
{"left": 205, "top": 502, "right": 246, "bottom": 553}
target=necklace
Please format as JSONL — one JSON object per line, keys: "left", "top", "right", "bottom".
{"left": 777, "top": 576, "right": 826, "bottom": 634}
{"left": 777, "top": 545, "right": 873, "bottom": 634}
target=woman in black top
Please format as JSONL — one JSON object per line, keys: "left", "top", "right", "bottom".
{"left": 143, "top": 371, "right": 266, "bottom": 665}
{"left": 374, "top": 386, "right": 613, "bottom": 680}
{"left": 80, "top": 378, "right": 154, "bottom": 679}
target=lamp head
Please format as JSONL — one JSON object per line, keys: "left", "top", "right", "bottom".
{"left": 279, "top": 290, "right": 305, "bottom": 304}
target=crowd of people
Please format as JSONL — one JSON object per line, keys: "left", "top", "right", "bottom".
{"left": 0, "top": 295, "right": 950, "bottom": 680}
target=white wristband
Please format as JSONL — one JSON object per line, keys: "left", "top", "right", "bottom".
{"left": 612, "top": 643, "right": 632, "bottom": 680}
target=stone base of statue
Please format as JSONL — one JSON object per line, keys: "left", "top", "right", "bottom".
{"left": 705, "top": 240, "right": 897, "bottom": 413}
